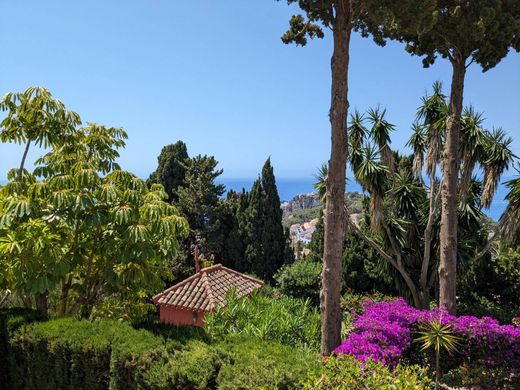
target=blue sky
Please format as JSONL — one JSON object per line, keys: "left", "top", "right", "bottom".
{"left": 1, "top": 0, "right": 519, "bottom": 180}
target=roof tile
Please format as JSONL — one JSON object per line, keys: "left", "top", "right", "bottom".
{"left": 153, "top": 264, "right": 263, "bottom": 312}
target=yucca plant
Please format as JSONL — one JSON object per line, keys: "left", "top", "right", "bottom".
{"left": 415, "top": 319, "right": 460, "bottom": 389}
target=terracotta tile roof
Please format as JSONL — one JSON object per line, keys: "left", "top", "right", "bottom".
{"left": 153, "top": 264, "right": 264, "bottom": 312}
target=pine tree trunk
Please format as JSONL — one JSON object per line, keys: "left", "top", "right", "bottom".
{"left": 320, "top": 1, "right": 351, "bottom": 356}
{"left": 439, "top": 56, "right": 465, "bottom": 314}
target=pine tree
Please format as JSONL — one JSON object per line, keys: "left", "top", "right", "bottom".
{"left": 175, "top": 155, "right": 226, "bottom": 276}
{"left": 147, "top": 141, "right": 189, "bottom": 202}
{"left": 221, "top": 190, "right": 247, "bottom": 271}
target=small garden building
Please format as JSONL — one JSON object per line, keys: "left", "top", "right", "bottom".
{"left": 153, "top": 264, "right": 263, "bottom": 326}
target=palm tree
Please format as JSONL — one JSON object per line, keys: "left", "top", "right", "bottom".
{"left": 500, "top": 168, "right": 520, "bottom": 242}
{"left": 367, "top": 107, "right": 395, "bottom": 172}
{"left": 481, "top": 129, "right": 515, "bottom": 209}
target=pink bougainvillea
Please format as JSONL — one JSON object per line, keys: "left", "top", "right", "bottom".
{"left": 334, "top": 298, "right": 520, "bottom": 371}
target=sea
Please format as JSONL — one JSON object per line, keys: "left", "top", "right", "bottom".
{"left": 0, "top": 177, "right": 510, "bottom": 221}
{"left": 218, "top": 177, "right": 511, "bottom": 222}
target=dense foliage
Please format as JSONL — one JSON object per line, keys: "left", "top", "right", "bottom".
{"left": 0, "top": 88, "right": 188, "bottom": 320}
{"left": 204, "top": 289, "right": 320, "bottom": 350}
{"left": 275, "top": 260, "right": 321, "bottom": 305}
{"left": 1, "top": 310, "right": 319, "bottom": 390}
{"left": 147, "top": 141, "right": 189, "bottom": 203}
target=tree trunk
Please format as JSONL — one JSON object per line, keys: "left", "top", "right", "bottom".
{"left": 320, "top": 0, "right": 351, "bottom": 356}
{"left": 420, "top": 174, "right": 440, "bottom": 309}
{"left": 59, "top": 275, "right": 72, "bottom": 316}
{"left": 19, "top": 140, "right": 31, "bottom": 180}
{"left": 35, "top": 292, "right": 48, "bottom": 313}
{"left": 439, "top": 55, "right": 466, "bottom": 314}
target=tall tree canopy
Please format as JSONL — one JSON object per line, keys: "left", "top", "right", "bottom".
{"left": 239, "top": 158, "right": 293, "bottom": 281}
{"left": 147, "top": 141, "right": 189, "bottom": 203}
{"left": 174, "top": 154, "right": 227, "bottom": 275}
{"left": 373, "top": 0, "right": 520, "bottom": 313}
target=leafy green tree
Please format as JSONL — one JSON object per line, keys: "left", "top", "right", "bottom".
{"left": 223, "top": 189, "right": 250, "bottom": 272}
{"left": 314, "top": 88, "right": 513, "bottom": 309}
{"left": 147, "top": 141, "right": 189, "bottom": 202}
{"left": 380, "top": 0, "right": 520, "bottom": 314}
{"left": 0, "top": 87, "right": 81, "bottom": 180}
{"left": 0, "top": 88, "right": 189, "bottom": 319}
{"left": 275, "top": 260, "right": 322, "bottom": 305}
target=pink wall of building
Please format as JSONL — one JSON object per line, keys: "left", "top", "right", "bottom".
{"left": 159, "top": 306, "right": 206, "bottom": 327}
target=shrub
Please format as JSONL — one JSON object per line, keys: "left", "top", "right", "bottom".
{"left": 334, "top": 299, "right": 520, "bottom": 387}
{"left": 204, "top": 289, "right": 320, "bottom": 349}
{"left": 216, "top": 336, "right": 319, "bottom": 389}
{"left": 302, "top": 355, "right": 432, "bottom": 389}
{"left": 142, "top": 340, "right": 229, "bottom": 390}
{"left": 275, "top": 260, "right": 321, "bottom": 305}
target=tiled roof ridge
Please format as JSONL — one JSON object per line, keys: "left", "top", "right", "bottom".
{"left": 153, "top": 263, "right": 264, "bottom": 308}
{"left": 213, "top": 265, "right": 264, "bottom": 286}
{"left": 200, "top": 271, "right": 216, "bottom": 309}
{"left": 152, "top": 271, "right": 202, "bottom": 303}
{"left": 151, "top": 264, "right": 225, "bottom": 303}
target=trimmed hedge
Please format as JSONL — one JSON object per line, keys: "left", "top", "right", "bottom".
{"left": 8, "top": 318, "right": 166, "bottom": 390}
{"left": 0, "top": 308, "right": 47, "bottom": 390}
{"left": 6, "top": 315, "right": 320, "bottom": 389}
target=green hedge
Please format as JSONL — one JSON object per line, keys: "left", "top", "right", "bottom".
{"left": 0, "top": 308, "right": 47, "bottom": 390}
{"left": 8, "top": 318, "right": 166, "bottom": 390}
{"left": 215, "top": 337, "right": 319, "bottom": 389}
{"left": 6, "top": 315, "right": 320, "bottom": 389}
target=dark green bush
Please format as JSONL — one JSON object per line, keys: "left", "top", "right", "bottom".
{"left": 302, "top": 355, "right": 432, "bottom": 389}
{"left": 135, "top": 317, "right": 210, "bottom": 345}
{"left": 215, "top": 336, "right": 319, "bottom": 389}
{"left": 0, "top": 308, "right": 47, "bottom": 390}
{"left": 275, "top": 260, "right": 321, "bottom": 305}
{"left": 8, "top": 318, "right": 165, "bottom": 390}
{"left": 142, "top": 340, "right": 230, "bottom": 389}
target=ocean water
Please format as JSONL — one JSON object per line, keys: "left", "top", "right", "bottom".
{"left": 0, "top": 176, "right": 510, "bottom": 221}
{"left": 219, "top": 177, "right": 510, "bottom": 222}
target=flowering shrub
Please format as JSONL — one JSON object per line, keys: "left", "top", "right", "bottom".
{"left": 334, "top": 298, "right": 520, "bottom": 376}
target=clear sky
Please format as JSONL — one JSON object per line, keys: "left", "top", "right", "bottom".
{"left": 1, "top": 0, "right": 519, "bottom": 180}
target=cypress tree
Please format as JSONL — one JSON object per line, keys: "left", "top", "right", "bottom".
{"left": 241, "top": 158, "right": 292, "bottom": 281}
{"left": 243, "top": 179, "right": 263, "bottom": 276}
{"left": 260, "top": 158, "right": 289, "bottom": 278}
